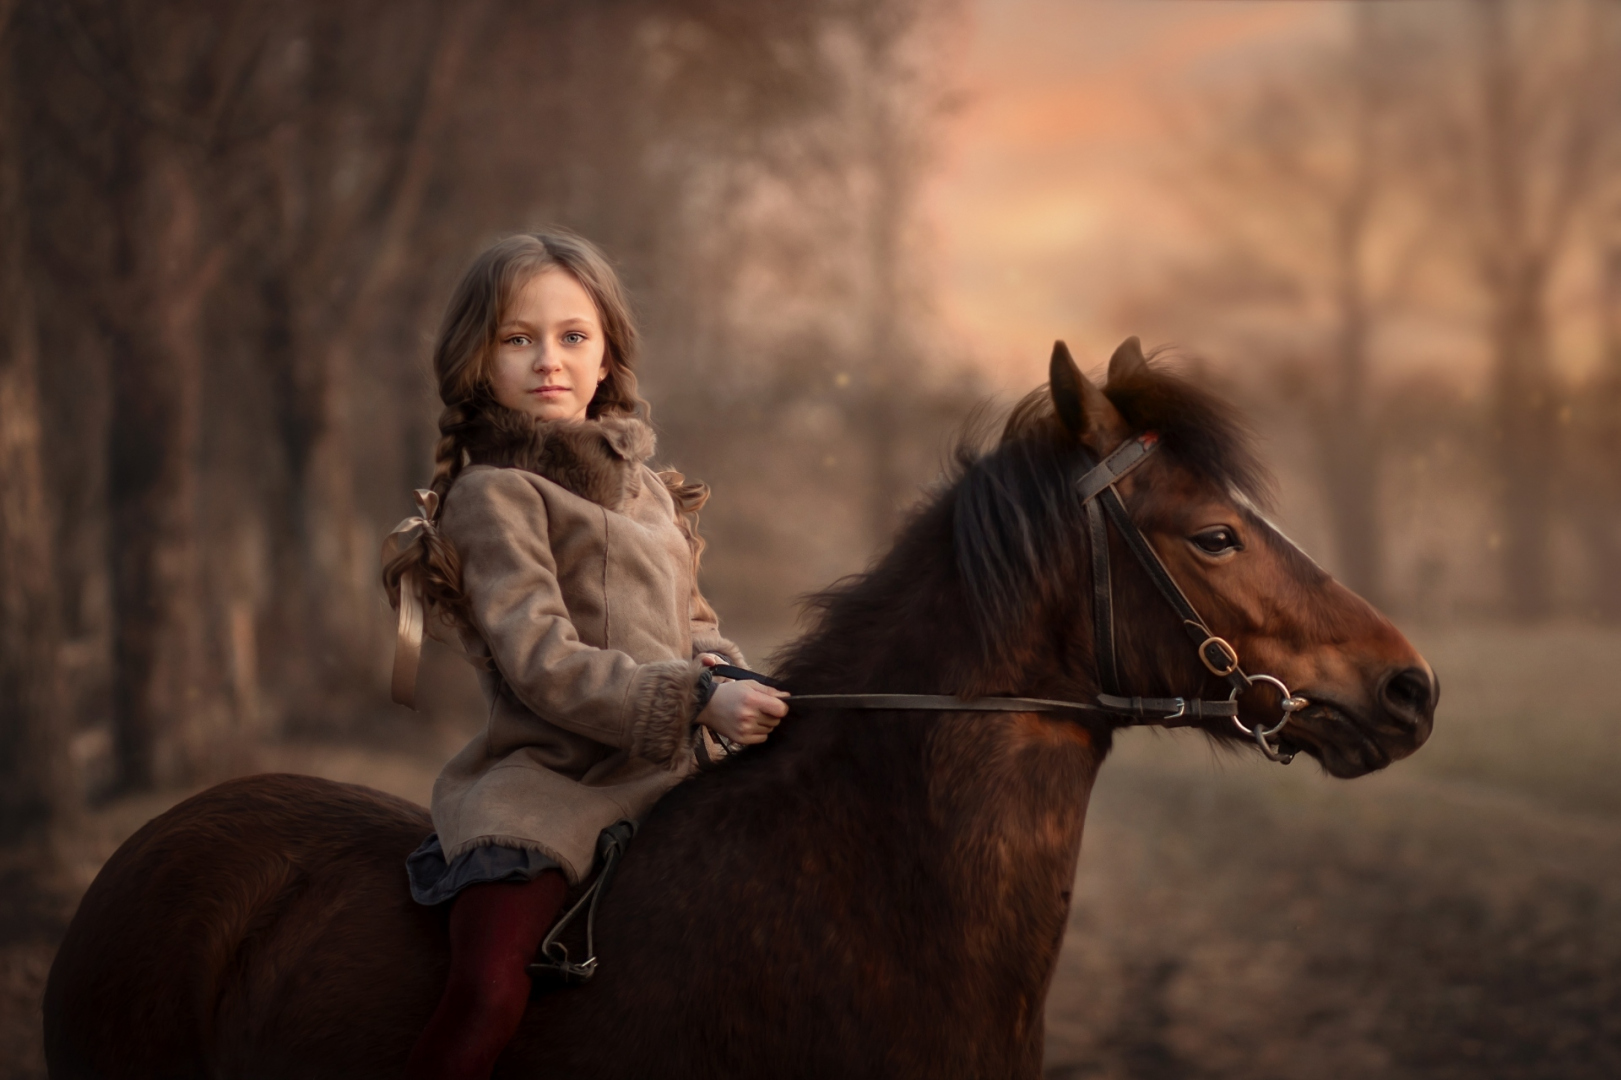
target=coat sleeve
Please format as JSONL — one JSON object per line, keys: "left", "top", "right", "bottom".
{"left": 442, "top": 468, "right": 703, "bottom": 768}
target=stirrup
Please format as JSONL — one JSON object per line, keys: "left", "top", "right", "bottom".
{"left": 528, "top": 945, "right": 597, "bottom": 987}
{"left": 526, "top": 820, "right": 636, "bottom": 995}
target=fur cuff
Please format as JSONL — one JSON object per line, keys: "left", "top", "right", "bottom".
{"left": 628, "top": 658, "right": 706, "bottom": 767}
{"left": 692, "top": 630, "right": 746, "bottom": 668}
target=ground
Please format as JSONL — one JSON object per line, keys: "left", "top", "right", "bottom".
{"left": 3, "top": 624, "right": 1618, "bottom": 1078}
{"left": 1044, "top": 624, "right": 1621, "bottom": 1079}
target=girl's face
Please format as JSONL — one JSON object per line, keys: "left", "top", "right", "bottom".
{"left": 490, "top": 268, "right": 608, "bottom": 423}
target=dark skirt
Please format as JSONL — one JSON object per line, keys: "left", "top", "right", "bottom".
{"left": 405, "top": 833, "right": 561, "bottom": 906}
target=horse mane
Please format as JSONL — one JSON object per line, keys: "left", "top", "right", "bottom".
{"left": 779, "top": 355, "right": 1274, "bottom": 681}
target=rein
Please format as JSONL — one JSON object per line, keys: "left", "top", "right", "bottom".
{"left": 530, "top": 435, "right": 1302, "bottom": 990}
{"left": 721, "top": 434, "right": 1307, "bottom": 764}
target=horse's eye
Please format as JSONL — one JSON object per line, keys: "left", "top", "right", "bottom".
{"left": 1191, "top": 528, "right": 1241, "bottom": 555}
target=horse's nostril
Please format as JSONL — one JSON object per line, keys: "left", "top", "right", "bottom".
{"left": 1381, "top": 668, "right": 1434, "bottom": 724}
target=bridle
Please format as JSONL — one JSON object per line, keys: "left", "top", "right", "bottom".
{"left": 731, "top": 432, "right": 1307, "bottom": 764}
{"left": 531, "top": 435, "right": 1310, "bottom": 989}
{"left": 1075, "top": 432, "right": 1305, "bottom": 762}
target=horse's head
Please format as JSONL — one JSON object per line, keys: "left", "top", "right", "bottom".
{"left": 1043, "top": 338, "right": 1434, "bottom": 777}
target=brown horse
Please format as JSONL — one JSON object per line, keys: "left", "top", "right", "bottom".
{"left": 44, "top": 341, "right": 1435, "bottom": 1079}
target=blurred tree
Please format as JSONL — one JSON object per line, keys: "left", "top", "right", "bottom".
{"left": 1576, "top": 207, "right": 1621, "bottom": 620}
{"left": 1121, "top": 5, "right": 1427, "bottom": 605}
{"left": 247, "top": 0, "right": 481, "bottom": 730}
{"left": 2, "top": 0, "right": 965, "bottom": 790}
{"left": 851, "top": 0, "right": 948, "bottom": 545}
{"left": 1121, "top": 0, "right": 1621, "bottom": 619}
{"left": 1414, "top": 0, "right": 1616, "bottom": 618}
{"left": 0, "top": 0, "right": 72, "bottom": 840}
{"left": 1319, "top": 4, "right": 1392, "bottom": 608}
{"left": 38, "top": 0, "right": 265, "bottom": 788}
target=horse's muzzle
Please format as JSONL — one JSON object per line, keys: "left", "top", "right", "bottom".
{"left": 1377, "top": 664, "right": 1437, "bottom": 745}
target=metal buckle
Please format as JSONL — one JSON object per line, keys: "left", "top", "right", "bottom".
{"left": 528, "top": 946, "right": 598, "bottom": 987}
{"left": 1229, "top": 674, "right": 1307, "bottom": 764}
{"left": 1162, "top": 698, "right": 1187, "bottom": 721}
{"left": 1197, "top": 634, "right": 1240, "bottom": 677}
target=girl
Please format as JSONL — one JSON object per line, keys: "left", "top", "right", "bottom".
{"left": 383, "top": 232, "right": 788, "bottom": 1080}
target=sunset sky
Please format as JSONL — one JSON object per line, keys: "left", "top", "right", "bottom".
{"left": 928, "top": 1, "right": 1368, "bottom": 386}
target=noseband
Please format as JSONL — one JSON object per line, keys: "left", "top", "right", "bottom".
{"left": 1074, "top": 433, "right": 1305, "bottom": 761}
{"left": 738, "top": 433, "right": 1306, "bottom": 764}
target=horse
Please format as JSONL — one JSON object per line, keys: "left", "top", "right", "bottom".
{"left": 43, "top": 340, "right": 1436, "bottom": 1079}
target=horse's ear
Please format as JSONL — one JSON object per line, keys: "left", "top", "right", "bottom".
{"left": 1050, "top": 341, "right": 1088, "bottom": 434}
{"left": 1050, "top": 340, "right": 1129, "bottom": 448}
{"left": 1107, "top": 336, "right": 1148, "bottom": 384}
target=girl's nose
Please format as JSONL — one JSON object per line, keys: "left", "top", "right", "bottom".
{"left": 533, "top": 344, "right": 561, "bottom": 372}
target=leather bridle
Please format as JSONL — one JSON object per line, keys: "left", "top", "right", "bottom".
{"left": 530, "top": 434, "right": 1310, "bottom": 989}
{"left": 1072, "top": 433, "right": 1305, "bottom": 761}
{"left": 731, "top": 432, "right": 1307, "bottom": 764}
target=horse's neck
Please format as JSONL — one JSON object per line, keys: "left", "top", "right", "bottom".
{"left": 687, "top": 654, "right": 1100, "bottom": 1045}
{"left": 714, "top": 490, "right": 1105, "bottom": 1046}
{"left": 708, "top": 709, "right": 1101, "bottom": 1062}
{"left": 772, "top": 489, "right": 1103, "bottom": 892}
{"left": 913, "top": 714, "right": 1100, "bottom": 981}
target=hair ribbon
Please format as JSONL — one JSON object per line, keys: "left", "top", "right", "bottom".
{"left": 381, "top": 488, "right": 441, "bottom": 708}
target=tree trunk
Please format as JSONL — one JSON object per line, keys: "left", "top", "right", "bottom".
{"left": 1576, "top": 237, "right": 1621, "bottom": 620}
{"left": 1317, "top": 3, "right": 1383, "bottom": 606}
{"left": 1488, "top": 273, "right": 1558, "bottom": 618}
{"left": 1477, "top": 0, "right": 1560, "bottom": 619}
{"left": 0, "top": 9, "right": 72, "bottom": 840}
{"left": 268, "top": 2, "right": 477, "bottom": 728}
{"left": 106, "top": 135, "right": 222, "bottom": 790}
{"left": 857, "top": 21, "right": 920, "bottom": 548}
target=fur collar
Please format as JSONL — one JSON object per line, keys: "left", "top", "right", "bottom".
{"left": 464, "top": 406, "right": 656, "bottom": 511}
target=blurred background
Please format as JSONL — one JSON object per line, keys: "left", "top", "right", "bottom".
{"left": 2, "top": 0, "right": 1620, "bottom": 1076}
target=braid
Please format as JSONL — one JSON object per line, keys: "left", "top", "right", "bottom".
{"left": 380, "top": 402, "right": 474, "bottom": 632}
{"left": 430, "top": 401, "right": 472, "bottom": 502}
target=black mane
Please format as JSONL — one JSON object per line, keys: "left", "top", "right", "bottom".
{"left": 778, "top": 357, "right": 1272, "bottom": 684}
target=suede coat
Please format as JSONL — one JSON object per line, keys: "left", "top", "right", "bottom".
{"left": 429, "top": 412, "right": 742, "bottom": 884}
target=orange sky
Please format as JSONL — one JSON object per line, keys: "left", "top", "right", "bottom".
{"left": 927, "top": 0, "right": 1352, "bottom": 387}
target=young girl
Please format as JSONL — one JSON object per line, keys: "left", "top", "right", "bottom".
{"left": 383, "top": 232, "right": 788, "bottom": 1080}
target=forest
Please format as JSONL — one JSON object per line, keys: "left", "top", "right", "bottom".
{"left": 0, "top": 0, "right": 970, "bottom": 825}
{"left": 3, "top": 1, "right": 1621, "bottom": 1077}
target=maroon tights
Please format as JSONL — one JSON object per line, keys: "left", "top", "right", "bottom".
{"left": 405, "top": 871, "right": 569, "bottom": 1080}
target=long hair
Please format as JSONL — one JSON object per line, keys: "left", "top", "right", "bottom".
{"left": 383, "top": 230, "right": 648, "bottom": 629}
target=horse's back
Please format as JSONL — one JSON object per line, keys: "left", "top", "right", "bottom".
{"left": 44, "top": 773, "right": 448, "bottom": 1080}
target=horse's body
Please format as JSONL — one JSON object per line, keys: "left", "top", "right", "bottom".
{"left": 45, "top": 343, "right": 1435, "bottom": 1078}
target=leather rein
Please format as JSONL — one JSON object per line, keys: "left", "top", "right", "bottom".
{"left": 719, "top": 433, "right": 1307, "bottom": 764}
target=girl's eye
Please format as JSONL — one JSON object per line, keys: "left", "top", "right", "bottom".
{"left": 1191, "top": 528, "right": 1242, "bottom": 555}
{"left": 562, "top": 331, "right": 586, "bottom": 345}
{"left": 504, "top": 335, "right": 531, "bottom": 347}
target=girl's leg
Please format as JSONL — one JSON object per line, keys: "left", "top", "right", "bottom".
{"left": 405, "top": 871, "right": 569, "bottom": 1080}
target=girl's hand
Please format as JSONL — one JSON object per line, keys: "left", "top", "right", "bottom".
{"left": 698, "top": 676, "right": 789, "bottom": 746}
